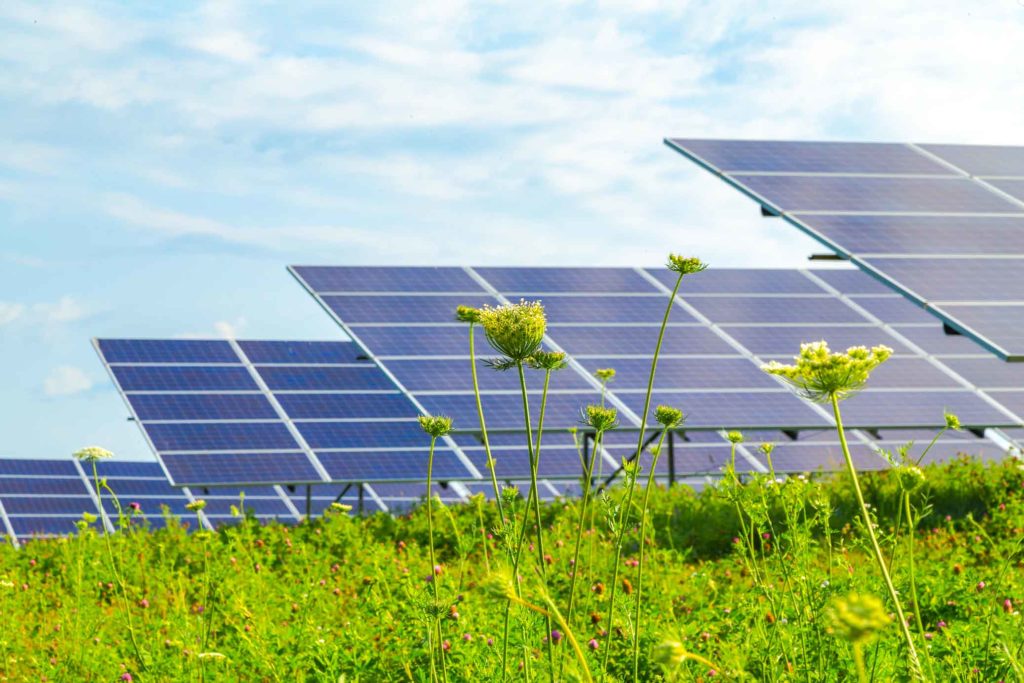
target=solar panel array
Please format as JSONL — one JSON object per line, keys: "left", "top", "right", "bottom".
{"left": 290, "top": 265, "right": 1021, "bottom": 480}
{"left": 664, "top": 140, "right": 1024, "bottom": 361}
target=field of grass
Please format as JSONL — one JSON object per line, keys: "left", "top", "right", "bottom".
{"left": 2, "top": 456, "right": 1024, "bottom": 681}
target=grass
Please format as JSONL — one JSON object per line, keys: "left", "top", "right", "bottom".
{"left": 2, "top": 457, "right": 1024, "bottom": 680}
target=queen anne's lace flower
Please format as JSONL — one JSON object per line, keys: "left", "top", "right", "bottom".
{"left": 666, "top": 254, "right": 709, "bottom": 276}
{"left": 582, "top": 405, "right": 618, "bottom": 432}
{"left": 654, "top": 405, "right": 684, "bottom": 429}
{"left": 478, "top": 300, "right": 546, "bottom": 365}
{"left": 73, "top": 446, "right": 114, "bottom": 462}
{"left": 762, "top": 341, "right": 893, "bottom": 402}
{"left": 418, "top": 415, "right": 453, "bottom": 438}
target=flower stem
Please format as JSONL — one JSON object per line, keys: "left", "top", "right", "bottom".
{"left": 601, "top": 271, "right": 683, "bottom": 678}
{"left": 632, "top": 427, "right": 670, "bottom": 680}
{"left": 830, "top": 394, "right": 923, "bottom": 680}
{"left": 468, "top": 323, "right": 506, "bottom": 526}
{"left": 426, "top": 436, "right": 449, "bottom": 683}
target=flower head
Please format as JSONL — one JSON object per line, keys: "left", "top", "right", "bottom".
{"left": 588, "top": 638, "right": 599, "bottom": 650}
{"left": 826, "top": 593, "right": 891, "bottom": 643}
{"left": 128, "top": 502, "right": 141, "bottom": 513}
{"left": 726, "top": 431, "right": 744, "bottom": 445}
{"left": 654, "top": 639, "right": 687, "bottom": 669}
{"left": 895, "top": 464, "right": 926, "bottom": 492}
{"left": 594, "top": 368, "right": 616, "bottom": 383}
{"left": 418, "top": 414, "right": 453, "bottom": 438}
{"left": 527, "top": 350, "right": 568, "bottom": 372}
{"left": 81, "top": 512, "right": 97, "bottom": 524}
{"left": 759, "top": 443, "right": 775, "bottom": 457}
{"left": 666, "top": 254, "right": 709, "bottom": 276}
{"left": 185, "top": 500, "right": 207, "bottom": 512}
{"left": 582, "top": 405, "right": 618, "bottom": 432}
{"left": 762, "top": 341, "right": 893, "bottom": 402}
{"left": 654, "top": 405, "right": 684, "bottom": 429}
{"left": 945, "top": 412, "right": 962, "bottom": 431}
{"left": 329, "top": 502, "right": 353, "bottom": 513}
{"left": 478, "top": 300, "right": 546, "bottom": 364}
{"left": 455, "top": 305, "right": 482, "bottom": 324}
{"left": 73, "top": 446, "right": 114, "bottom": 463}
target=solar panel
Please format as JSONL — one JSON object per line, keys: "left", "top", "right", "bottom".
{"left": 238, "top": 341, "right": 367, "bottom": 364}
{"left": 685, "top": 296, "right": 866, "bottom": 324}
{"left": 160, "top": 453, "right": 322, "bottom": 485}
{"left": 316, "top": 450, "right": 473, "bottom": 482}
{"left": 111, "top": 366, "right": 259, "bottom": 392}
{"left": 649, "top": 268, "right": 825, "bottom": 294}
{"left": 322, "top": 295, "right": 498, "bottom": 324}
{"left": 98, "top": 339, "right": 240, "bottom": 364}
{"left": 127, "top": 394, "right": 278, "bottom": 421}
{"left": 292, "top": 266, "right": 485, "bottom": 293}
{"left": 665, "top": 139, "right": 1024, "bottom": 360}
{"left": 384, "top": 358, "right": 594, "bottom": 392}
{"left": 472, "top": 267, "right": 658, "bottom": 293}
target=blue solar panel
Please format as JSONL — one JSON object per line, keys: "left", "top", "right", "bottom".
{"left": 889, "top": 325, "right": 986, "bottom": 356}
{"left": 128, "top": 394, "right": 278, "bottom": 421}
{"left": 144, "top": 422, "right": 298, "bottom": 451}
{"left": 0, "top": 478, "right": 87, "bottom": 495}
{"left": 723, "top": 325, "right": 909, "bottom": 356}
{"left": 766, "top": 442, "right": 887, "bottom": 473}
{"left": 384, "top": 358, "right": 595, "bottom": 392}
{"left": 316, "top": 450, "right": 475, "bottom": 481}
{"left": 93, "top": 461, "right": 166, "bottom": 478}
{"left": 416, "top": 392, "right": 599, "bottom": 430}
{"left": 111, "top": 366, "right": 259, "bottom": 392}
{"left": 324, "top": 294, "right": 499, "bottom": 324}
{"left": 863, "top": 259, "right": 1024, "bottom": 302}
{"left": 464, "top": 447, "right": 590, "bottom": 479}
{"left": 732, "top": 175, "right": 1019, "bottom": 213}
{"left": 100, "top": 497, "right": 192, "bottom": 517}
{"left": 685, "top": 296, "right": 865, "bottom": 324}
{"left": 257, "top": 366, "right": 396, "bottom": 391}
{"left": 101, "top": 479, "right": 180, "bottom": 496}
{"left": 987, "top": 179, "right": 1024, "bottom": 204}
{"left": 915, "top": 441, "right": 1008, "bottom": 465}
{"left": 98, "top": 339, "right": 239, "bottom": 364}
{"left": 238, "top": 341, "right": 363, "bottom": 364}
{"left": 840, "top": 390, "right": 1013, "bottom": 428}
{"left": 293, "top": 266, "right": 484, "bottom": 293}
{"left": 977, "top": 391, "right": 1024, "bottom": 418}
{"left": 276, "top": 393, "right": 414, "bottom": 419}
{"left": 921, "top": 144, "right": 1024, "bottom": 177}
{"left": 475, "top": 267, "right": 658, "bottom": 293}
{"left": 351, "top": 327, "right": 470, "bottom": 356}
{"left": 940, "top": 358, "right": 1024, "bottom": 389}
{"left": 574, "top": 357, "right": 778, "bottom": 389}
{"left": 848, "top": 296, "right": 937, "bottom": 325}
{"left": 0, "top": 459, "right": 79, "bottom": 476}
{"left": 810, "top": 269, "right": 895, "bottom": 295}
{"left": 201, "top": 498, "right": 292, "bottom": 517}
{"left": 537, "top": 295, "right": 695, "bottom": 324}
{"left": 296, "top": 421, "right": 426, "bottom": 449}
{"left": 8, "top": 516, "right": 86, "bottom": 537}
{"left": 648, "top": 268, "right": 824, "bottom": 294}
{"left": 938, "top": 305, "right": 1024, "bottom": 355}
{"left": 618, "top": 390, "right": 829, "bottom": 429}
{"left": 547, "top": 325, "right": 734, "bottom": 355}
{"left": 668, "top": 139, "right": 950, "bottom": 174}
{"left": 160, "top": 452, "right": 320, "bottom": 484}
{"left": 856, "top": 358, "right": 960, "bottom": 389}
{"left": 799, "top": 215, "right": 1024, "bottom": 255}
{"left": 4, "top": 496, "right": 97, "bottom": 515}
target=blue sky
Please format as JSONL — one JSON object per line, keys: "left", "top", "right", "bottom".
{"left": 2, "top": 1, "right": 1023, "bottom": 460}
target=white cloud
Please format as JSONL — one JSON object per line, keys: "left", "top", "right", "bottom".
{"left": 0, "top": 302, "right": 25, "bottom": 326}
{"left": 33, "top": 296, "right": 87, "bottom": 324}
{"left": 185, "top": 31, "right": 262, "bottom": 62}
{"left": 43, "top": 365, "right": 93, "bottom": 396}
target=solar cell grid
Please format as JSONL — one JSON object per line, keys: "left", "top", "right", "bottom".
{"left": 546, "top": 325, "right": 734, "bottom": 356}
{"left": 415, "top": 392, "right": 599, "bottom": 431}
{"left": 257, "top": 365, "right": 397, "bottom": 391}
{"left": 844, "top": 295, "right": 937, "bottom": 325}
{"left": 323, "top": 295, "right": 498, "bottom": 324}
{"left": 354, "top": 327, "right": 470, "bottom": 357}
{"left": 862, "top": 259, "right": 1024, "bottom": 303}
{"left": 475, "top": 267, "right": 658, "bottom": 293}
{"left": 98, "top": 339, "right": 240, "bottom": 364}
{"left": 128, "top": 393, "right": 278, "bottom": 421}
{"left": 112, "top": 366, "right": 259, "bottom": 392}
{"left": 667, "top": 139, "right": 952, "bottom": 175}
{"left": 145, "top": 422, "right": 299, "bottom": 452}
{"left": 296, "top": 421, "right": 426, "bottom": 450}
{"left": 160, "top": 452, "right": 322, "bottom": 484}
{"left": 385, "top": 358, "right": 594, "bottom": 392}
{"left": 733, "top": 174, "right": 1020, "bottom": 214}
{"left": 535, "top": 295, "right": 695, "bottom": 324}
{"left": 463, "top": 448, "right": 592, "bottom": 479}
{"left": 840, "top": 390, "right": 1013, "bottom": 428}
{"left": 316, "top": 450, "right": 475, "bottom": 482}
{"left": 938, "top": 305, "right": 1024, "bottom": 356}
{"left": 647, "top": 268, "right": 825, "bottom": 294}
{"left": 620, "top": 391, "right": 829, "bottom": 429}
{"left": 798, "top": 215, "right": 1024, "bottom": 256}
{"left": 684, "top": 296, "right": 866, "bottom": 324}
{"left": 94, "top": 461, "right": 167, "bottom": 478}
{"left": 275, "top": 393, "right": 416, "bottom": 419}
{"left": 293, "top": 266, "right": 484, "bottom": 293}
{"left": 0, "top": 459, "right": 79, "bottom": 476}
{"left": 722, "top": 325, "right": 910, "bottom": 356}
{"left": 573, "top": 356, "right": 778, "bottom": 389}
{"left": 920, "top": 144, "right": 1024, "bottom": 177}
{"left": 4, "top": 497, "right": 98, "bottom": 515}
{"left": 238, "top": 341, "right": 365, "bottom": 365}
{"left": 940, "top": 358, "right": 1024, "bottom": 390}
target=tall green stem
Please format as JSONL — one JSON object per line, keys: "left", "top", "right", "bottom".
{"left": 468, "top": 323, "right": 506, "bottom": 525}
{"left": 831, "top": 395, "right": 923, "bottom": 680}
{"left": 426, "top": 436, "right": 449, "bottom": 683}
{"left": 600, "top": 272, "right": 683, "bottom": 677}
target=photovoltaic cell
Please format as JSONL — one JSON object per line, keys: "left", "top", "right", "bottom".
{"left": 546, "top": 325, "right": 735, "bottom": 356}
{"left": 352, "top": 327, "right": 470, "bottom": 356}
{"left": 537, "top": 295, "right": 694, "bottom": 324}
{"left": 798, "top": 215, "right": 1024, "bottom": 255}
{"left": 919, "top": 144, "right": 1024, "bottom": 177}
{"left": 862, "top": 259, "right": 1024, "bottom": 302}
{"left": 684, "top": 296, "right": 865, "bottom": 324}
{"left": 296, "top": 421, "right": 427, "bottom": 449}
{"left": 111, "top": 366, "right": 259, "bottom": 392}
{"left": 98, "top": 339, "right": 239, "bottom": 364}
{"left": 463, "top": 448, "right": 594, "bottom": 479}
{"left": 257, "top": 366, "right": 396, "bottom": 391}
{"left": 94, "top": 461, "right": 167, "bottom": 478}
{"left": 667, "top": 139, "right": 951, "bottom": 174}
{"left": 845, "top": 358, "right": 959, "bottom": 389}
{"left": 939, "top": 305, "right": 1024, "bottom": 355}
{"left": 840, "top": 390, "right": 1013, "bottom": 428}
{"left": 384, "top": 358, "right": 594, "bottom": 392}
{"left": 722, "top": 325, "right": 909, "bottom": 356}
{"left": 416, "top": 392, "right": 598, "bottom": 431}
{"left": 648, "top": 268, "right": 824, "bottom": 294}
{"left": 939, "top": 358, "right": 1024, "bottom": 390}
{"left": 847, "top": 296, "right": 937, "bottom": 325}
{"left": 732, "top": 175, "right": 1019, "bottom": 214}
{"left": 888, "top": 325, "right": 987, "bottom": 356}
{"left": 160, "top": 452, "right": 321, "bottom": 484}
{"left": 574, "top": 356, "right": 779, "bottom": 389}
{"left": 323, "top": 295, "right": 498, "bottom": 324}
{"left": 293, "top": 266, "right": 484, "bottom": 293}
{"left": 275, "top": 393, "right": 415, "bottom": 419}
{"left": 0, "top": 478, "right": 87, "bottom": 495}
{"left": 8, "top": 517, "right": 87, "bottom": 538}
{"left": 127, "top": 394, "right": 278, "bottom": 421}
{"left": 619, "top": 391, "right": 830, "bottom": 429}
{"left": 316, "top": 450, "right": 473, "bottom": 481}
{"left": 0, "top": 459, "right": 78, "bottom": 476}
{"left": 4, "top": 496, "right": 97, "bottom": 515}
{"left": 472, "top": 267, "right": 658, "bottom": 293}
{"left": 144, "top": 422, "right": 298, "bottom": 452}
{"left": 809, "top": 269, "right": 895, "bottom": 295}
{"left": 238, "top": 341, "right": 364, "bottom": 364}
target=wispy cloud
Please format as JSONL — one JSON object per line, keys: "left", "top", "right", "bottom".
{"left": 0, "top": 302, "right": 25, "bottom": 326}
{"left": 43, "top": 365, "right": 93, "bottom": 396}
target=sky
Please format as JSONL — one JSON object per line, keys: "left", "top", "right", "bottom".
{"left": 2, "top": 1, "right": 1023, "bottom": 461}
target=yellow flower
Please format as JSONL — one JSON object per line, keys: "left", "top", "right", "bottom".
{"left": 826, "top": 593, "right": 891, "bottom": 643}
{"left": 478, "top": 300, "right": 546, "bottom": 364}
{"left": 762, "top": 341, "right": 892, "bottom": 402}
{"left": 73, "top": 446, "right": 114, "bottom": 462}
{"left": 582, "top": 405, "right": 618, "bottom": 432}
{"left": 185, "top": 500, "right": 207, "bottom": 512}
{"left": 666, "top": 254, "right": 709, "bottom": 276}
{"left": 654, "top": 405, "right": 684, "bottom": 429}
{"left": 418, "top": 415, "right": 453, "bottom": 438}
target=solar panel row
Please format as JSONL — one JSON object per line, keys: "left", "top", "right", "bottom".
{"left": 664, "top": 139, "right": 1024, "bottom": 361}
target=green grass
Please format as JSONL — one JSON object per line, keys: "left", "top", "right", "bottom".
{"left": 2, "top": 455, "right": 1024, "bottom": 681}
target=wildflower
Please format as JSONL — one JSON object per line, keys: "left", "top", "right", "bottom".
{"left": 478, "top": 299, "right": 546, "bottom": 364}
{"left": 588, "top": 638, "right": 599, "bottom": 650}
{"left": 501, "top": 485, "right": 520, "bottom": 504}
{"left": 1004, "top": 598, "right": 1013, "bottom": 613}
{"left": 73, "top": 446, "right": 114, "bottom": 462}
{"left": 654, "top": 405, "right": 684, "bottom": 429}
{"left": 945, "top": 412, "right": 962, "bottom": 431}
{"left": 759, "top": 443, "right": 775, "bottom": 457}
{"left": 128, "top": 502, "right": 141, "bottom": 513}
{"left": 592, "top": 581, "right": 605, "bottom": 595}
{"left": 442, "top": 640, "right": 451, "bottom": 652}
{"left": 595, "top": 368, "right": 616, "bottom": 383}
{"left": 654, "top": 640, "right": 687, "bottom": 668}
{"left": 81, "top": 512, "right": 97, "bottom": 524}
{"left": 138, "top": 598, "right": 149, "bottom": 609}
{"left": 185, "top": 500, "right": 207, "bottom": 512}
{"left": 895, "top": 464, "right": 926, "bottom": 491}
{"left": 582, "top": 405, "right": 618, "bottom": 432}
{"left": 667, "top": 254, "right": 709, "bottom": 276}
{"left": 455, "top": 305, "right": 482, "bottom": 324}
{"left": 329, "top": 502, "right": 353, "bottom": 513}
{"left": 622, "top": 578, "right": 633, "bottom": 595}
{"left": 936, "top": 620, "right": 947, "bottom": 630}
{"left": 418, "top": 415, "right": 453, "bottom": 438}
{"left": 551, "top": 630, "right": 563, "bottom": 644}
{"left": 762, "top": 342, "right": 893, "bottom": 402}
{"left": 726, "top": 431, "right": 743, "bottom": 444}
{"left": 825, "top": 594, "right": 891, "bottom": 643}
{"left": 527, "top": 350, "right": 568, "bottom": 371}
{"left": 120, "top": 674, "right": 132, "bottom": 682}
{"left": 977, "top": 582, "right": 986, "bottom": 592}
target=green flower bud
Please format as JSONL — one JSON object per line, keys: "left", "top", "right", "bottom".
{"left": 418, "top": 415, "right": 453, "bottom": 438}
